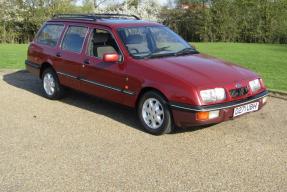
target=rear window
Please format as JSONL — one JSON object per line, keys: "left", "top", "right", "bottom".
{"left": 36, "top": 24, "right": 64, "bottom": 47}
{"left": 61, "top": 26, "right": 88, "bottom": 53}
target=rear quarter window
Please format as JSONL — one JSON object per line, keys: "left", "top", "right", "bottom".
{"left": 61, "top": 26, "right": 88, "bottom": 53}
{"left": 36, "top": 24, "right": 64, "bottom": 47}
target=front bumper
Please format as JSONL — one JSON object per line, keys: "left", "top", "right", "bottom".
{"left": 169, "top": 90, "right": 268, "bottom": 127}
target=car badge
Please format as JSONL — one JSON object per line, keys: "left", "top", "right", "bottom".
{"left": 235, "top": 83, "right": 242, "bottom": 88}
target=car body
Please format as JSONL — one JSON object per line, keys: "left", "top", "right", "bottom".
{"left": 26, "top": 14, "right": 268, "bottom": 135}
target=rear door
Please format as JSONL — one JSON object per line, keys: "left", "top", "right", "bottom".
{"left": 79, "top": 27, "right": 130, "bottom": 104}
{"left": 55, "top": 25, "right": 89, "bottom": 89}
{"left": 28, "top": 23, "right": 65, "bottom": 76}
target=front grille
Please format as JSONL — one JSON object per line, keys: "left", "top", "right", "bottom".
{"left": 229, "top": 87, "right": 249, "bottom": 98}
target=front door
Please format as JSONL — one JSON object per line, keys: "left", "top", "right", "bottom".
{"left": 79, "top": 28, "right": 129, "bottom": 104}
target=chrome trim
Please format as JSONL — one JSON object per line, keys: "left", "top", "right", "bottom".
{"left": 170, "top": 90, "right": 268, "bottom": 112}
{"left": 57, "top": 71, "right": 78, "bottom": 79}
{"left": 57, "top": 71, "right": 135, "bottom": 96}
{"left": 81, "top": 78, "right": 122, "bottom": 92}
{"left": 122, "top": 90, "right": 135, "bottom": 95}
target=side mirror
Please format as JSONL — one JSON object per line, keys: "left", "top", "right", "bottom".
{"left": 103, "top": 53, "right": 120, "bottom": 63}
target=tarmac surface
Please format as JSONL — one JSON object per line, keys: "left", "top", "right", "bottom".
{"left": 0, "top": 70, "right": 286, "bottom": 192}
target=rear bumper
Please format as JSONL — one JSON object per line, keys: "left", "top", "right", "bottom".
{"left": 25, "top": 60, "right": 41, "bottom": 77}
{"left": 170, "top": 90, "right": 268, "bottom": 127}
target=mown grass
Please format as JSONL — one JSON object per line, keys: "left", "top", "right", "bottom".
{"left": 0, "top": 44, "right": 27, "bottom": 69}
{"left": 0, "top": 43, "right": 286, "bottom": 91}
{"left": 193, "top": 43, "right": 287, "bottom": 91}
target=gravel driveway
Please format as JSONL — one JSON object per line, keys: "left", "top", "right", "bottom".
{"left": 0, "top": 70, "right": 286, "bottom": 192}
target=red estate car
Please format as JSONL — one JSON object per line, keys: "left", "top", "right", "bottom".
{"left": 26, "top": 14, "right": 268, "bottom": 135}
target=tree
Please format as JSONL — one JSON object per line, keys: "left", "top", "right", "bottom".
{"left": 1, "top": 0, "right": 287, "bottom": 43}
{"left": 94, "top": 0, "right": 109, "bottom": 8}
{"left": 98, "top": 0, "right": 161, "bottom": 21}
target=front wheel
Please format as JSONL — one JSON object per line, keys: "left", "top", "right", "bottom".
{"left": 137, "top": 91, "right": 173, "bottom": 135}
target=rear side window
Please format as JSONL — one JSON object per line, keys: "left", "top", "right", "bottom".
{"left": 61, "top": 26, "right": 88, "bottom": 53}
{"left": 36, "top": 24, "right": 64, "bottom": 47}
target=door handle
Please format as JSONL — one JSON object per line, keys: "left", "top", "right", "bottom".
{"left": 83, "top": 59, "right": 90, "bottom": 65}
{"left": 56, "top": 52, "right": 62, "bottom": 57}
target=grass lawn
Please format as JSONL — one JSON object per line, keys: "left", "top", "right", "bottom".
{"left": 193, "top": 43, "right": 287, "bottom": 91}
{"left": 0, "top": 44, "right": 27, "bottom": 69}
{"left": 0, "top": 43, "right": 286, "bottom": 91}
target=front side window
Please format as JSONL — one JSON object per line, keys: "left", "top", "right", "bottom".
{"left": 87, "top": 29, "right": 121, "bottom": 59}
{"left": 36, "top": 24, "right": 64, "bottom": 47}
{"left": 62, "top": 26, "right": 88, "bottom": 53}
{"left": 118, "top": 26, "right": 198, "bottom": 59}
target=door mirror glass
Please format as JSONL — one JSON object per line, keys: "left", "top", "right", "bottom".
{"left": 103, "top": 53, "right": 120, "bottom": 63}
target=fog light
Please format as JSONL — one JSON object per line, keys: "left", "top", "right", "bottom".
{"left": 209, "top": 110, "right": 220, "bottom": 119}
{"left": 262, "top": 97, "right": 267, "bottom": 104}
{"left": 196, "top": 110, "right": 220, "bottom": 121}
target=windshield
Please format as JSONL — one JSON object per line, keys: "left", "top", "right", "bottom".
{"left": 117, "top": 26, "right": 198, "bottom": 59}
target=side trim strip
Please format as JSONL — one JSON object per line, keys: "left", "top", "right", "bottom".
{"left": 81, "top": 78, "right": 122, "bottom": 92}
{"left": 57, "top": 71, "right": 136, "bottom": 96}
{"left": 122, "top": 90, "right": 135, "bottom": 95}
{"left": 57, "top": 71, "right": 78, "bottom": 79}
{"left": 170, "top": 90, "right": 269, "bottom": 112}
{"left": 25, "top": 60, "right": 41, "bottom": 69}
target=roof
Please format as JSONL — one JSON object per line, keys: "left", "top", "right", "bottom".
{"left": 49, "top": 14, "right": 162, "bottom": 28}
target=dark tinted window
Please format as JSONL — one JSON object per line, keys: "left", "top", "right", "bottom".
{"left": 62, "top": 26, "right": 88, "bottom": 53}
{"left": 36, "top": 24, "right": 64, "bottom": 47}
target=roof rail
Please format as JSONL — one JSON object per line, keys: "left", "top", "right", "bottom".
{"left": 93, "top": 13, "right": 140, "bottom": 20}
{"left": 53, "top": 13, "right": 140, "bottom": 21}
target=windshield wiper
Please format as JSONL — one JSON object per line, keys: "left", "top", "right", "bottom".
{"left": 137, "top": 47, "right": 198, "bottom": 59}
{"left": 175, "top": 47, "right": 199, "bottom": 56}
{"left": 143, "top": 52, "right": 175, "bottom": 59}
{"left": 142, "top": 46, "right": 171, "bottom": 59}
{"left": 154, "top": 46, "right": 170, "bottom": 53}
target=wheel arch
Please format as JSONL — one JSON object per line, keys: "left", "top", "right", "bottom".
{"left": 136, "top": 87, "right": 169, "bottom": 108}
{"left": 40, "top": 62, "right": 54, "bottom": 79}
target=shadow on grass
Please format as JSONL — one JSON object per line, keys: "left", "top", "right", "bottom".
{"left": 3, "top": 70, "right": 210, "bottom": 134}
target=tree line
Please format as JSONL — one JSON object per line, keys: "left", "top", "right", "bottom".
{"left": 162, "top": 0, "right": 287, "bottom": 43}
{"left": 0, "top": 0, "right": 287, "bottom": 44}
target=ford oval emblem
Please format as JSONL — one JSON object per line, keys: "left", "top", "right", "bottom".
{"left": 235, "top": 83, "right": 242, "bottom": 88}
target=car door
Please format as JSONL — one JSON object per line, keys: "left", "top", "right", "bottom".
{"left": 55, "top": 25, "right": 89, "bottom": 89}
{"left": 79, "top": 27, "right": 129, "bottom": 104}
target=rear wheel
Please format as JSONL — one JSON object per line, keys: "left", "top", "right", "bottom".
{"left": 138, "top": 91, "right": 173, "bottom": 135}
{"left": 42, "top": 68, "right": 65, "bottom": 99}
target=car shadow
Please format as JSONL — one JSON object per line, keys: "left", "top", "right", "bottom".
{"left": 3, "top": 70, "right": 210, "bottom": 134}
{"left": 3, "top": 70, "right": 142, "bottom": 131}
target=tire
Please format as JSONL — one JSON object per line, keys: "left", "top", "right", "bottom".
{"left": 137, "top": 91, "right": 173, "bottom": 135}
{"left": 42, "top": 68, "right": 65, "bottom": 100}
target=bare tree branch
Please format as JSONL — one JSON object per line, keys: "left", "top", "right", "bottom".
{"left": 94, "top": 0, "right": 109, "bottom": 8}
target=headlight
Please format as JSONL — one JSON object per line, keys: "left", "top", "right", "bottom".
{"left": 200, "top": 88, "right": 226, "bottom": 103}
{"left": 249, "top": 79, "right": 261, "bottom": 92}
